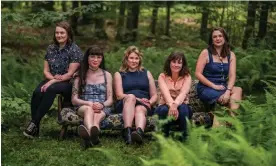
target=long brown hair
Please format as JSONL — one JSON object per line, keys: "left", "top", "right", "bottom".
{"left": 208, "top": 27, "right": 230, "bottom": 58}
{"left": 119, "top": 46, "right": 144, "bottom": 72}
{"left": 163, "top": 52, "right": 190, "bottom": 77}
{"left": 79, "top": 45, "right": 105, "bottom": 96}
{"left": 53, "top": 21, "right": 74, "bottom": 45}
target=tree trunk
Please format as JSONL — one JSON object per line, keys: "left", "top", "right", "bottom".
{"left": 44, "top": 1, "right": 54, "bottom": 11}
{"left": 242, "top": 1, "right": 257, "bottom": 49}
{"left": 61, "top": 1, "right": 67, "bottom": 12}
{"left": 165, "top": 1, "right": 173, "bottom": 36}
{"left": 116, "top": 1, "right": 126, "bottom": 41}
{"left": 71, "top": 1, "right": 80, "bottom": 36}
{"left": 81, "top": 1, "right": 93, "bottom": 25}
{"left": 126, "top": 1, "right": 140, "bottom": 42}
{"left": 255, "top": 2, "right": 270, "bottom": 45}
{"left": 93, "top": 2, "right": 107, "bottom": 39}
{"left": 151, "top": 2, "right": 159, "bottom": 35}
{"left": 200, "top": 4, "right": 209, "bottom": 42}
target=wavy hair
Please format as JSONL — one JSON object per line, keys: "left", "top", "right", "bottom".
{"left": 119, "top": 46, "right": 144, "bottom": 72}
{"left": 208, "top": 27, "right": 230, "bottom": 58}
{"left": 163, "top": 52, "right": 190, "bottom": 77}
{"left": 53, "top": 21, "right": 74, "bottom": 45}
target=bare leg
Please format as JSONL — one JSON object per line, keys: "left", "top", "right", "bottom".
{"left": 77, "top": 105, "right": 94, "bottom": 132}
{"left": 134, "top": 105, "right": 147, "bottom": 131}
{"left": 229, "top": 86, "right": 243, "bottom": 110}
{"left": 122, "top": 94, "right": 136, "bottom": 128}
{"left": 93, "top": 111, "right": 106, "bottom": 129}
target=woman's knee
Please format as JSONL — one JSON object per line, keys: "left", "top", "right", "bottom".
{"left": 233, "top": 87, "right": 242, "bottom": 95}
{"left": 155, "top": 105, "right": 169, "bottom": 117}
{"left": 178, "top": 104, "right": 190, "bottom": 117}
{"left": 123, "top": 94, "right": 136, "bottom": 103}
{"left": 81, "top": 106, "right": 94, "bottom": 114}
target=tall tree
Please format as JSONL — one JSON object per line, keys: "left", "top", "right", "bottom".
{"left": 44, "top": 1, "right": 54, "bottom": 11}
{"left": 61, "top": 1, "right": 67, "bottom": 12}
{"left": 255, "top": 2, "right": 270, "bottom": 45}
{"left": 242, "top": 1, "right": 257, "bottom": 49}
{"left": 93, "top": 2, "right": 107, "bottom": 39}
{"left": 165, "top": 1, "right": 173, "bottom": 36}
{"left": 81, "top": 1, "right": 93, "bottom": 24}
{"left": 116, "top": 1, "right": 126, "bottom": 41}
{"left": 126, "top": 1, "right": 140, "bottom": 42}
{"left": 150, "top": 2, "right": 160, "bottom": 35}
{"left": 71, "top": 1, "right": 80, "bottom": 36}
{"left": 200, "top": 2, "right": 210, "bottom": 42}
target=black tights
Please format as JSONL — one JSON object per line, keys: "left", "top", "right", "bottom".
{"left": 31, "top": 80, "right": 72, "bottom": 125}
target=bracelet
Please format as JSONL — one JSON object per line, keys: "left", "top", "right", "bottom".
{"left": 99, "top": 102, "right": 105, "bottom": 108}
{"left": 227, "top": 88, "right": 232, "bottom": 91}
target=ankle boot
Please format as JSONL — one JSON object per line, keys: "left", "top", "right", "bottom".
{"left": 123, "top": 127, "right": 132, "bottom": 144}
{"left": 131, "top": 127, "right": 144, "bottom": 144}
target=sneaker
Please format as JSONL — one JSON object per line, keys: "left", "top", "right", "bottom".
{"left": 90, "top": 126, "right": 100, "bottom": 145}
{"left": 78, "top": 125, "right": 92, "bottom": 148}
{"left": 131, "top": 127, "right": 144, "bottom": 144}
{"left": 23, "top": 121, "right": 38, "bottom": 138}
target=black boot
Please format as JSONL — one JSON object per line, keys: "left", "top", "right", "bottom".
{"left": 90, "top": 126, "right": 100, "bottom": 145}
{"left": 23, "top": 121, "right": 39, "bottom": 139}
{"left": 131, "top": 127, "right": 144, "bottom": 144}
{"left": 123, "top": 127, "right": 132, "bottom": 144}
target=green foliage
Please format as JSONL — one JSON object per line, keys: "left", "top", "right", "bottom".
{"left": 140, "top": 83, "right": 276, "bottom": 166}
{"left": 1, "top": 97, "right": 30, "bottom": 124}
{"left": 235, "top": 49, "right": 276, "bottom": 93}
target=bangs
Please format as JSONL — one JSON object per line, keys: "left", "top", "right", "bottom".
{"left": 170, "top": 54, "right": 183, "bottom": 62}
{"left": 88, "top": 46, "right": 104, "bottom": 56}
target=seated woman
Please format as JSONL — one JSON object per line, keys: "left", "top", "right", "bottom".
{"left": 71, "top": 45, "right": 113, "bottom": 147}
{"left": 155, "top": 52, "right": 192, "bottom": 140}
{"left": 114, "top": 46, "right": 157, "bottom": 144}
{"left": 24, "top": 21, "right": 83, "bottom": 138}
{"left": 195, "top": 27, "right": 242, "bottom": 123}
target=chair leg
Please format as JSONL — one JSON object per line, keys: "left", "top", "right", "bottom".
{"left": 59, "top": 125, "right": 68, "bottom": 140}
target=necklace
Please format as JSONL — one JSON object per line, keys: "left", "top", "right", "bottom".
{"left": 89, "top": 67, "right": 99, "bottom": 71}
{"left": 217, "top": 53, "right": 223, "bottom": 61}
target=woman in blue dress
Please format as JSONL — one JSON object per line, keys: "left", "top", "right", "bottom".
{"left": 195, "top": 27, "right": 242, "bottom": 121}
{"left": 114, "top": 46, "right": 157, "bottom": 144}
{"left": 71, "top": 45, "right": 113, "bottom": 148}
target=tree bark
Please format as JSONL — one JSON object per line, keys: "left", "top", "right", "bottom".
{"left": 255, "top": 2, "right": 270, "bottom": 45}
{"left": 71, "top": 1, "right": 80, "bottom": 36}
{"left": 116, "top": 1, "right": 126, "bottom": 41}
{"left": 242, "top": 1, "right": 257, "bottom": 49}
{"left": 44, "top": 1, "right": 54, "bottom": 11}
{"left": 61, "top": 1, "right": 67, "bottom": 12}
{"left": 151, "top": 2, "right": 159, "bottom": 35}
{"left": 126, "top": 1, "right": 140, "bottom": 42}
{"left": 200, "top": 4, "right": 209, "bottom": 42}
{"left": 165, "top": 1, "right": 173, "bottom": 36}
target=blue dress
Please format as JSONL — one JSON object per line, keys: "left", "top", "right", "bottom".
{"left": 76, "top": 70, "right": 111, "bottom": 116}
{"left": 197, "top": 51, "right": 230, "bottom": 104}
{"left": 115, "top": 69, "right": 151, "bottom": 113}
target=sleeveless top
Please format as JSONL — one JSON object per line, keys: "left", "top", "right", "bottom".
{"left": 80, "top": 70, "right": 107, "bottom": 103}
{"left": 198, "top": 51, "right": 230, "bottom": 86}
{"left": 119, "top": 69, "right": 150, "bottom": 99}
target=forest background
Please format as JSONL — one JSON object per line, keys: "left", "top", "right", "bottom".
{"left": 1, "top": 1, "right": 276, "bottom": 166}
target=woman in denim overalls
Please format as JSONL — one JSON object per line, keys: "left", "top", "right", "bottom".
{"left": 195, "top": 27, "right": 242, "bottom": 126}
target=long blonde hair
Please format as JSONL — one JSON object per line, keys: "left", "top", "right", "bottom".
{"left": 119, "top": 46, "right": 144, "bottom": 72}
